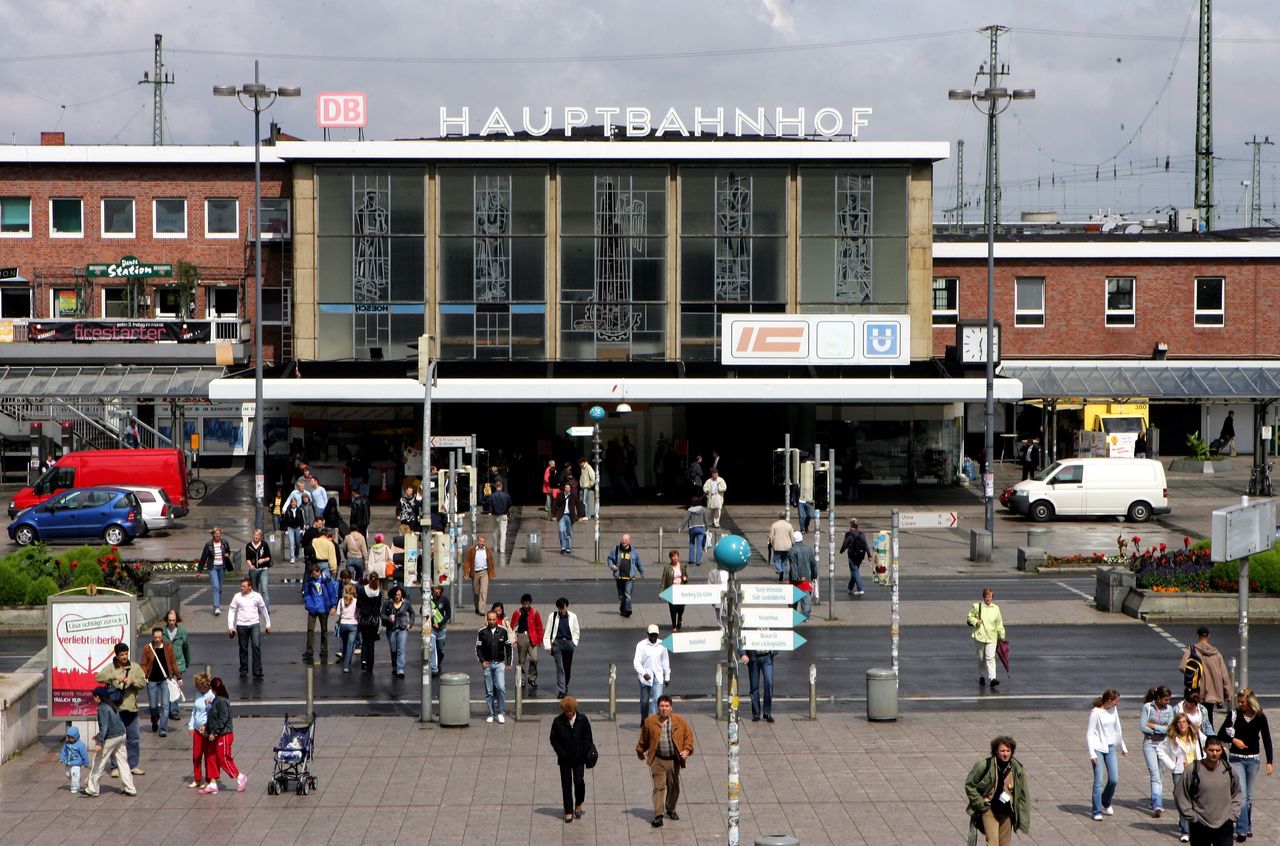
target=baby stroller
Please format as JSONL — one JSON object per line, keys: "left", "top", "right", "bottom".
{"left": 267, "top": 713, "right": 317, "bottom": 795}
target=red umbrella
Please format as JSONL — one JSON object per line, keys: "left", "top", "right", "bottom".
{"left": 996, "top": 639, "right": 1011, "bottom": 676}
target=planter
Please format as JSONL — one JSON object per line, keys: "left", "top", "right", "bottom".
{"left": 1122, "top": 587, "right": 1280, "bottom": 622}
{"left": 1168, "top": 458, "right": 1233, "bottom": 473}
{"left": 0, "top": 579, "right": 177, "bottom": 633}
{"left": 1095, "top": 567, "right": 1136, "bottom": 612}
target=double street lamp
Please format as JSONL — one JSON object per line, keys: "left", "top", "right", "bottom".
{"left": 214, "top": 63, "right": 300, "bottom": 532}
{"left": 948, "top": 84, "right": 1034, "bottom": 534}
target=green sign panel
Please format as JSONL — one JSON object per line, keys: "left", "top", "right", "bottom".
{"left": 86, "top": 256, "right": 173, "bottom": 279}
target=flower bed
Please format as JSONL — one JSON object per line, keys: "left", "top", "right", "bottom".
{"left": 0, "top": 544, "right": 153, "bottom": 605}
{"left": 1055, "top": 533, "right": 1280, "bottom": 594}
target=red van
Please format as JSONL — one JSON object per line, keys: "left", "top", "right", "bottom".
{"left": 7, "top": 448, "right": 189, "bottom": 518}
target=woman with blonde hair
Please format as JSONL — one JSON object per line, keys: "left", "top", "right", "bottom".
{"left": 549, "top": 694, "right": 594, "bottom": 824}
{"left": 186, "top": 672, "right": 216, "bottom": 789}
{"left": 1219, "top": 687, "right": 1273, "bottom": 841}
{"left": 1086, "top": 689, "right": 1127, "bottom": 821}
{"left": 336, "top": 583, "right": 360, "bottom": 673}
{"left": 1157, "top": 711, "right": 1202, "bottom": 842}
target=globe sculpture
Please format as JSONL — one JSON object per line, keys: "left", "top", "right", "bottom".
{"left": 588, "top": 405, "right": 606, "bottom": 421}
{"left": 713, "top": 534, "right": 752, "bottom": 573}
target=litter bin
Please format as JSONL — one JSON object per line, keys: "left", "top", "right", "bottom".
{"left": 866, "top": 667, "right": 898, "bottom": 722}
{"left": 525, "top": 531, "right": 542, "bottom": 564}
{"left": 755, "top": 836, "right": 800, "bottom": 846}
{"left": 1026, "top": 527, "right": 1049, "bottom": 549}
{"left": 438, "top": 672, "right": 471, "bottom": 727}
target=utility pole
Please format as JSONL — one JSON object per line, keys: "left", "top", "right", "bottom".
{"left": 1247, "top": 136, "right": 1272, "bottom": 228}
{"left": 980, "top": 25, "right": 1009, "bottom": 231}
{"left": 952, "top": 139, "right": 965, "bottom": 232}
{"left": 1194, "top": 0, "right": 1213, "bottom": 229}
{"left": 138, "top": 34, "right": 174, "bottom": 146}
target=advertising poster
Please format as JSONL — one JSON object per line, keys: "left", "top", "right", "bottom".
{"left": 53, "top": 289, "right": 79, "bottom": 318}
{"left": 47, "top": 596, "right": 135, "bottom": 718}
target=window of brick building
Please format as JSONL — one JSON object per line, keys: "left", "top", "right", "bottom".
{"left": 50, "top": 198, "right": 83, "bottom": 237}
{"left": 1194, "top": 277, "right": 1224, "bottom": 326}
{"left": 0, "top": 197, "right": 32, "bottom": 236}
{"left": 0, "top": 287, "right": 32, "bottom": 318}
{"left": 154, "top": 198, "right": 187, "bottom": 237}
{"left": 205, "top": 198, "right": 239, "bottom": 238}
{"left": 102, "top": 198, "right": 135, "bottom": 237}
{"left": 1105, "top": 276, "right": 1135, "bottom": 326}
{"left": 1014, "top": 277, "right": 1045, "bottom": 326}
{"left": 931, "top": 276, "right": 958, "bottom": 325}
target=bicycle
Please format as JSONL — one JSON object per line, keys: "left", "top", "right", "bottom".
{"left": 187, "top": 468, "right": 208, "bottom": 500}
{"left": 1247, "top": 461, "right": 1273, "bottom": 497}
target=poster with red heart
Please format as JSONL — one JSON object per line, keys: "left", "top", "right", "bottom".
{"left": 49, "top": 599, "right": 133, "bottom": 717}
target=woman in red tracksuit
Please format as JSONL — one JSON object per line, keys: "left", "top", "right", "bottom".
{"left": 200, "top": 677, "right": 247, "bottom": 793}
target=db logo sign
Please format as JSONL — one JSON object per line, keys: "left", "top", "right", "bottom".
{"left": 317, "top": 92, "right": 367, "bottom": 128}
{"left": 731, "top": 322, "right": 808, "bottom": 358}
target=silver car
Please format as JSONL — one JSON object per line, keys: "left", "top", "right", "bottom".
{"left": 117, "top": 484, "right": 177, "bottom": 532}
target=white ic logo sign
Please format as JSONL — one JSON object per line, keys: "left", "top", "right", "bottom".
{"left": 317, "top": 92, "right": 368, "bottom": 128}
{"left": 863, "top": 321, "right": 901, "bottom": 358}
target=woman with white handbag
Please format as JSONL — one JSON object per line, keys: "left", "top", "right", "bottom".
{"left": 140, "top": 626, "right": 183, "bottom": 738}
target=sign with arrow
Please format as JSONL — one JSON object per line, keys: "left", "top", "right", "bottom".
{"left": 662, "top": 630, "right": 724, "bottom": 653}
{"left": 739, "top": 583, "right": 806, "bottom": 605}
{"left": 897, "top": 511, "right": 959, "bottom": 529}
{"left": 739, "top": 629, "right": 807, "bottom": 651}
{"left": 739, "top": 607, "right": 804, "bottom": 629}
{"left": 659, "top": 583, "right": 727, "bottom": 605}
{"left": 565, "top": 426, "right": 595, "bottom": 437}
{"left": 429, "top": 435, "right": 472, "bottom": 449}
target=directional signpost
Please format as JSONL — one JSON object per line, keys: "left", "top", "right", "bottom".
{"left": 739, "top": 629, "right": 807, "bottom": 651}
{"left": 428, "top": 435, "right": 472, "bottom": 449}
{"left": 659, "top": 583, "right": 727, "bottom": 606}
{"left": 739, "top": 606, "right": 805, "bottom": 629}
{"left": 565, "top": 425, "right": 594, "bottom": 437}
{"left": 897, "top": 511, "right": 959, "bottom": 529}
{"left": 661, "top": 630, "right": 723, "bottom": 653}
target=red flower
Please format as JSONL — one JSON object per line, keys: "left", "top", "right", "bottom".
{"left": 1159, "top": 543, "right": 1167, "bottom": 552}
{"left": 70, "top": 562, "right": 78, "bottom": 569}
{"left": 111, "top": 546, "right": 119, "bottom": 553}
{"left": 1184, "top": 536, "right": 1191, "bottom": 548}
{"left": 1132, "top": 536, "right": 1141, "bottom": 544}
{"left": 133, "top": 564, "right": 141, "bottom": 570}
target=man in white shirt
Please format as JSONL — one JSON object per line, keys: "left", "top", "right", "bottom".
{"left": 702, "top": 469, "right": 727, "bottom": 528}
{"left": 633, "top": 624, "right": 671, "bottom": 724}
{"left": 227, "top": 577, "right": 272, "bottom": 679}
{"left": 578, "top": 457, "right": 597, "bottom": 522}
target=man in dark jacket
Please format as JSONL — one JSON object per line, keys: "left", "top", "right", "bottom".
{"left": 838, "top": 518, "right": 871, "bottom": 596}
{"left": 787, "top": 531, "right": 817, "bottom": 620}
{"left": 607, "top": 534, "right": 644, "bottom": 617}
{"left": 476, "top": 610, "right": 513, "bottom": 723}
{"left": 197, "top": 527, "right": 234, "bottom": 615}
{"left": 430, "top": 583, "right": 452, "bottom": 674}
{"left": 489, "top": 481, "right": 513, "bottom": 557}
{"left": 301, "top": 563, "right": 337, "bottom": 663}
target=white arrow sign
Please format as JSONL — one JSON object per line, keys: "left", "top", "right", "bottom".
{"left": 429, "top": 435, "right": 473, "bottom": 449}
{"left": 565, "top": 426, "right": 595, "bottom": 437}
{"left": 739, "top": 607, "right": 804, "bottom": 628}
{"left": 662, "top": 630, "right": 724, "bottom": 653}
{"left": 739, "top": 583, "right": 806, "bottom": 605}
{"left": 897, "top": 511, "right": 959, "bottom": 529}
{"left": 659, "top": 583, "right": 728, "bottom": 605}
{"left": 739, "top": 629, "right": 807, "bottom": 651}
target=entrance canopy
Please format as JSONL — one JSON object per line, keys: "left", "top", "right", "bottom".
{"left": 1000, "top": 360, "right": 1280, "bottom": 400}
{"left": 0, "top": 365, "right": 226, "bottom": 397}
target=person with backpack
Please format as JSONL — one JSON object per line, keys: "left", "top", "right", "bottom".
{"left": 1218, "top": 688, "right": 1273, "bottom": 842}
{"left": 1181, "top": 626, "right": 1234, "bottom": 724}
{"left": 1174, "top": 736, "right": 1241, "bottom": 845}
{"left": 963, "top": 735, "right": 1031, "bottom": 845}
{"left": 839, "top": 517, "right": 873, "bottom": 596}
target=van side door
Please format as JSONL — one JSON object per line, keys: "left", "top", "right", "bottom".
{"left": 1048, "top": 463, "right": 1086, "bottom": 515}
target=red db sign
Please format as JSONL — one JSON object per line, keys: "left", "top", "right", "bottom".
{"left": 317, "top": 92, "right": 367, "bottom": 128}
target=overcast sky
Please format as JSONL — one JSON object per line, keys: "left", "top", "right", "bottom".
{"left": 4, "top": 0, "right": 1279, "bottom": 227}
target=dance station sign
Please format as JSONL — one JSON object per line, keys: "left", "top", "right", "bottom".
{"left": 439, "top": 105, "right": 874, "bottom": 139}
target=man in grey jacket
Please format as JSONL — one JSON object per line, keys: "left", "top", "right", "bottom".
{"left": 1174, "top": 736, "right": 1241, "bottom": 845}
{"left": 787, "top": 530, "right": 817, "bottom": 620}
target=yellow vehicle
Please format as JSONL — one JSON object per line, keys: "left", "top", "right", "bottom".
{"left": 1080, "top": 402, "right": 1149, "bottom": 458}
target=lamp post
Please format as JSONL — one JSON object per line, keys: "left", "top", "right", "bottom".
{"left": 214, "top": 63, "right": 300, "bottom": 534}
{"left": 949, "top": 84, "right": 1034, "bottom": 533}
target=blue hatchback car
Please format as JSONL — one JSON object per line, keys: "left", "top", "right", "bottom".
{"left": 8, "top": 487, "right": 144, "bottom": 546}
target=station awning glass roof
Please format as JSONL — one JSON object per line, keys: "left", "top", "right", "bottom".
{"left": 1000, "top": 361, "right": 1280, "bottom": 400}
{"left": 0, "top": 366, "right": 226, "bottom": 397}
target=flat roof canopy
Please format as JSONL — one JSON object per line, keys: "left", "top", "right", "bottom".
{"left": 0, "top": 365, "right": 226, "bottom": 397}
{"left": 1000, "top": 361, "right": 1280, "bottom": 400}
{"left": 209, "top": 376, "right": 1021, "bottom": 404}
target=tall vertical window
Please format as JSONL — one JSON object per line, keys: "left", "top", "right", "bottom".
{"left": 679, "top": 168, "right": 787, "bottom": 360}
{"left": 799, "top": 168, "right": 908, "bottom": 310}
{"left": 439, "top": 168, "right": 546, "bottom": 360}
{"left": 560, "top": 168, "right": 667, "bottom": 359}
{"left": 0, "top": 197, "right": 32, "bottom": 236}
{"left": 1014, "top": 277, "right": 1045, "bottom": 326}
{"left": 931, "top": 276, "right": 958, "bottom": 325}
{"left": 102, "top": 198, "right": 135, "bottom": 237}
{"left": 205, "top": 198, "right": 239, "bottom": 237}
{"left": 50, "top": 198, "right": 83, "bottom": 237}
{"left": 1194, "top": 277, "right": 1224, "bottom": 326}
{"left": 153, "top": 199, "right": 187, "bottom": 237}
{"left": 0, "top": 287, "right": 32, "bottom": 318}
{"left": 1105, "top": 276, "right": 1135, "bottom": 326}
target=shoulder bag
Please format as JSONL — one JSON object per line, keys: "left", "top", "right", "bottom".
{"left": 151, "top": 643, "right": 185, "bottom": 704}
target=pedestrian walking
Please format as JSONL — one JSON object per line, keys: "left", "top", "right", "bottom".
{"left": 197, "top": 527, "right": 233, "bottom": 615}
{"left": 509, "top": 594, "right": 543, "bottom": 693}
{"left": 543, "top": 597, "right": 580, "bottom": 698}
{"left": 59, "top": 725, "right": 90, "bottom": 794}
{"left": 489, "top": 481, "right": 512, "bottom": 555}
{"left": 1174, "top": 736, "right": 1242, "bottom": 845}
{"left": 228, "top": 577, "right": 271, "bottom": 679}
{"left": 200, "top": 677, "right": 247, "bottom": 794}
{"left": 186, "top": 673, "right": 216, "bottom": 789}
{"left": 1219, "top": 411, "right": 1237, "bottom": 457}
{"left": 635, "top": 695, "right": 695, "bottom": 828}
{"left": 608, "top": 533, "right": 644, "bottom": 617}
{"left": 968, "top": 588, "right": 1006, "bottom": 688}
{"left": 302, "top": 562, "right": 337, "bottom": 664}
{"left": 767, "top": 512, "right": 794, "bottom": 581}
{"left": 633, "top": 623, "right": 670, "bottom": 723}
{"left": 311, "top": 527, "right": 339, "bottom": 577}
{"left": 702, "top": 469, "right": 727, "bottom": 528}
{"left": 1141, "top": 685, "right": 1178, "bottom": 818}
{"left": 430, "top": 583, "right": 451, "bottom": 674}
{"left": 1219, "top": 687, "right": 1273, "bottom": 842}
{"left": 557, "top": 484, "right": 575, "bottom": 552}
{"left": 95, "top": 642, "right": 145, "bottom": 777}
{"left": 839, "top": 517, "right": 871, "bottom": 596}
{"left": 1087, "top": 688, "right": 1129, "bottom": 820}
{"left": 368, "top": 534, "right": 394, "bottom": 581}
{"left": 1181, "top": 626, "right": 1234, "bottom": 724}
{"left": 550, "top": 694, "right": 594, "bottom": 824}
{"left": 660, "top": 550, "right": 688, "bottom": 631}
{"left": 140, "top": 626, "right": 180, "bottom": 737}
{"left": 1020, "top": 439, "right": 1041, "bottom": 481}
{"left": 464, "top": 534, "right": 496, "bottom": 615}
{"left": 162, "top": 609, "right": 190, "bottom": 721}
{"left": 357, "top": 573, "right": 383, "bottom": 673}
{"left": 1158, "top": 711, "right": 1204, "bottom": 842}
{"left": 281, "top": 495, "right": 304, "bottom": 563}
{"left": 739, "top": 648, "right": 775, "bottom": 722}
{"left": 244, "top": 528, "right": 273, "bottom": 609}
{"left": 578, "top": 457, "right": 596, "bottom": 521}
{"left": 543, "top": 459, "right": 557, "bottom": 514}
{"left": 787, "top": 530, "right": 816, "bottom": 620}
{"left": 381, "top": 585, "right": 415, "bottom": 679}
{"left": 336, "top": 584, "right": 360, "bottom": 673}
{"left": 342, "top": 526, "right": 368, "bottom": 582}
{"left": 963, "top": 735, "right": 1031, "bottom": 846}
{"left": 1178, "top": 689, "right": 1216, "bottom": 738}
{"left": 397, "top": 482, "right": 422, "bottom": 536}
{"left": 476, "top": 610, "right": 513, "bottom": 723}
{"left": 680, "top": 497, "right": 707, "bottom": 566}
{"left": 83, "top": 686, "right": 136, "bottom": 797}
{"left": 686, "top": 454, "right": 704, "bottom": 501}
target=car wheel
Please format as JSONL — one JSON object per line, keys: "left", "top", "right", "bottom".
{"left": 103, "top": 525, "right": 127, "bottom": 545}
{"left": 1128, "top": 501, "right": 1152, "bottom": 523}
{"left": 1029, "top": 501, "right": 1054, "bottom": 522}
{"left": 13, "top": 525, "right": 37, "bottom": 546}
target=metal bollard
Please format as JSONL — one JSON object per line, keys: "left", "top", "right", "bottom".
{"left": 658, "top": 527, "right": 664, "bottom": 556}
{"left": 808, "top": 663, "right": 817, "bottom": 721}
{"left": 306, "top": 665, "right": 314, "bottom": 717}
{"left": 1230, "top": 657, "right": 1238, "bottom": 689}
{"left": 608, "top": 663, "right": 617, "bottom": 721}
{"left": 715, "top": 663, "right": 724, "bottom": 721}
{"left": 514, "top": 665, "right": 523, "bottom": 720}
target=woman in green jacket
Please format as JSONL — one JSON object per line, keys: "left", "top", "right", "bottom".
{"left": 967, "top": 588, "right": 1006, "bottom": 688}
{"left": 964, "top": 735, "right": 1031, "bottom": 845}
{"left": 163, "top": 609, "right": 191, "bottom": 720}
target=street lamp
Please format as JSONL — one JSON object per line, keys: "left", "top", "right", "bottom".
{"left": 214, "top": 62, "right": 300, "bottom": 534}
{"left": 949, "top": 84, "right": 1034, "bottom": 534}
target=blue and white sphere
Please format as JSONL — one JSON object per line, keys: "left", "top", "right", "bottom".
{"left": 714, "top": 534, "right": 752, "bottom": 573}
{"left": 588, "top": 405, "right": 606, "bottom": 421}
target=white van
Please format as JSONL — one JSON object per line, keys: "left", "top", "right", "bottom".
{"left": 1008, "top": 458, "right": 1170, "bottom": 522}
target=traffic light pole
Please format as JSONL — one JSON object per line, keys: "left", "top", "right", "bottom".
{"left": 827, "top": 447, "right": 836, "bottom": 621}
{"left": 417, "top": 339, "right": 436, "bottom": 723}
{"left": 784, "top": 433, "right": 792, "bottom": 524}
{"left": 812, "top": 441, "right": 821, "bottom": 605}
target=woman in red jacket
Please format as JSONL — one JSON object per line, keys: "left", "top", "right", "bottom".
{"left": 509, "top": 594, "right": 544, "bottom": 692}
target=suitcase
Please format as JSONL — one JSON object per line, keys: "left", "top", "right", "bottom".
{"left": 1209, "top": 438, "right": 1225, "bottom": 453}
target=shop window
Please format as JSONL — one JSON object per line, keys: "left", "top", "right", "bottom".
{"left": 102, "top": 198, "right": 135, "bottom": 237}
{"left": 154, "top": 198, "right": 187, "bottom": 237}
{"left": 207, "top": 287, "right": 239, "bottom": 319}
{"left": 0, "top": 287, "right": 32, "bottom": 319}
{"left": 205, "top": 198, "right": 238, "bottom": 238}
{"left": 154, "top": 288, "right": 183, "bottom": 318}
{"left": 1194, "top": 276, "right": 1224, "bottom": 326}
{"left": 931, "top": 277, "right": 958, "bottom": 326}
{"left": 50, "top": 198, "right": 83, "bottom": 237}
{"left": 1105, "top": 276, "right": 1135, "bottom": 326}
{"left": 102, "top": 288, "right": 131, "bottom": 318}
{"left": 0, "top": 197, "right": 31, "bottom": 236}
{"left": 1014, "top": 277, "right": 1045, "bottom": 327}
